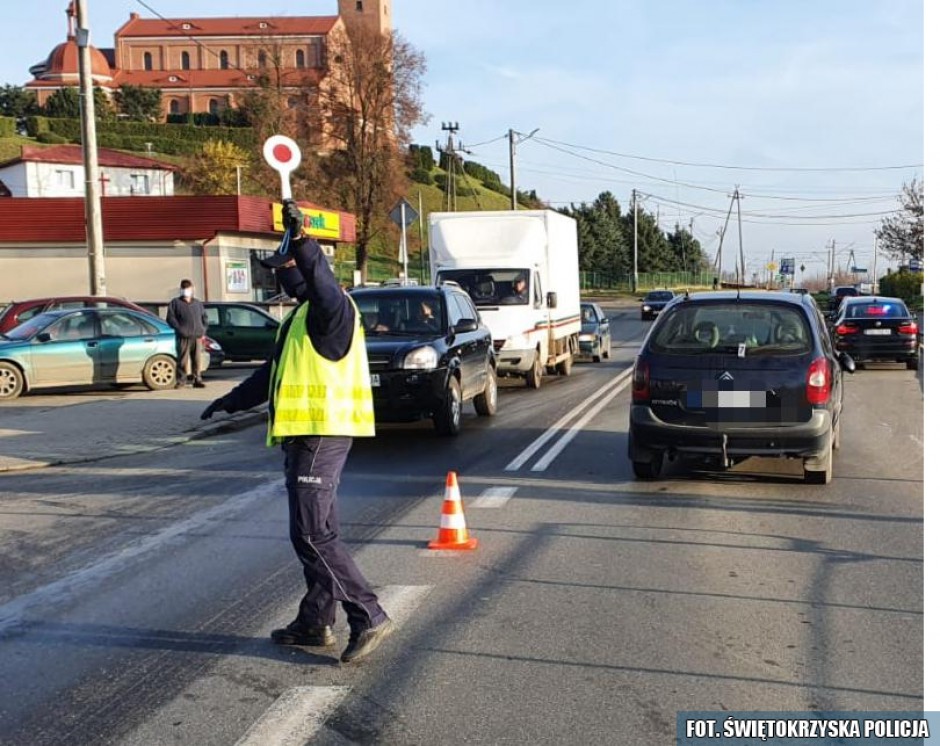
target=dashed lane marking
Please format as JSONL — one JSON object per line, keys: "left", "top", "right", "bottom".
{"left": 470, "top": 486, "right": 517, "bottom": 508}
{"left": 235, "top": 686, "right": 349, "bottom": 746}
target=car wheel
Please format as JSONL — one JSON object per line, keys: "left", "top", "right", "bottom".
{"left": 632, "top": 452, "right": 663, "bottom": 480}
{"left": 143, "top": 354, "right": 177, "bottom": 391}
{"left": 473, "top": 365, "right": 498, "bottom": 417}
{"left": 906, "top": 357, "right": 919, "bottom": 370}
{"left": 0, "top": 362, "right": 25, "bottom": 400}
{"left": 433, "top": 377, "right": 462, "bottom": 436}
{"left": 525, "top": 357, "right": 542, "bottom": 389}
{"left": 557, "top": 353, "right": 573, "bottom": 376}
{"left": 603, "top": 336, "right": 612, "bottom": 359}
{"left": 803, "top": 427, "right": 833, "bottom": 485}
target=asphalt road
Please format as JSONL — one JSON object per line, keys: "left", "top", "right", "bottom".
{"left": 0, "top": 305, "right": 923, "bottom": 746}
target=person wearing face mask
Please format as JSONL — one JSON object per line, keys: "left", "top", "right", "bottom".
{"left": 199, "top": 200, "right": 392, "bottom": 665}
{"left": 166, "top": 279, "right": 208, "bottom": 388}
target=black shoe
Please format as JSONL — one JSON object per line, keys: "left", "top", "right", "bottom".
{"left": 341, "top": 619, "right": 394, "bottom": 663}
{"left": 193, "top": 380, "right": 206, "bottom": 388}
{"left": 271, "top": 620, "right": 336, "bottom": 647}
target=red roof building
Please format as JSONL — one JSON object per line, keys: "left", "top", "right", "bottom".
{"left": 0, "top": 196, "right": 356, "bottom": 302}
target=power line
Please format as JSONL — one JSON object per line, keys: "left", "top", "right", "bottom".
{"left": 533, "top": 135, "right": 923, "bottom": 173}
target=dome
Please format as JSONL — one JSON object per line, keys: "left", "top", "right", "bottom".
{"left": 41, "top": 39, "right": 113, "bottom": 82}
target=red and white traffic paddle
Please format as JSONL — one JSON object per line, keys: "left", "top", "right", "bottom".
{"left": 262, "top": 135, "right": 302, "bottom": 200}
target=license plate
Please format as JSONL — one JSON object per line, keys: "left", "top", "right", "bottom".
{"left": 864, "top": 329, "right": 891, "bottom": 335}
{"left": 687, "top": 390, "right": 768, "bottom": 408}
{"left": 370, "top": 373, "right": 381, "bottom": 387}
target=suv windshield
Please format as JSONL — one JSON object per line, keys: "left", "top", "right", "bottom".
{"left": 437, "top": 269, "right": 529, "bottom": 306}
{"left": 649, "top": 302, "right": 811, "bottom": 356}
{"left": 352, "top": 293, "right": 444, "bottom": 336}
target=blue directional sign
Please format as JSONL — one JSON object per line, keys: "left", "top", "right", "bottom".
{"left": 779, "top": 257, "right": 795, "bottom": 276}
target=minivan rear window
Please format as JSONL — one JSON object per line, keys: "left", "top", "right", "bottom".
{"left": 649, "top": 303, "right": 811, "bottom": 355}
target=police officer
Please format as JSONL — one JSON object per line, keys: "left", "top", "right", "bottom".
{"left": 200, "top": 200, "right": 393, "bottom": 664}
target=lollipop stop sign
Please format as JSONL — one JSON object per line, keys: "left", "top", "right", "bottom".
{"left": 263, "top": 135, "right": 302, "bottom": 200}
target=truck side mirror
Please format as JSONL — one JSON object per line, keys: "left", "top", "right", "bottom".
{"left": 547, "top": 292, "right": 557, "bottom": 309}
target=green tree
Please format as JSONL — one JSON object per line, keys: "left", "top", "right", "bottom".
{"left": 42, "top": 86, "right": 113, "bottom": 121}
{"left": 0, "top": 85, "right": 39, "bottom": 117}
{"left": 876, "top": 178, "right": 923, "bottom": 263}
{"left": 666, "top": 224, "right": 709, "bottom": 273}
{"left": 624, "top": 204, "right": 671, "bottom": 273}
{"left": 113, "top": 84, "right": 163, "bottom": 121}
{"left": 181, "top": 139, "right": 251, "bottom": 195}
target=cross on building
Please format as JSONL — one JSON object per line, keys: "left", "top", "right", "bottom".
{"left": 98, "top": 172, "right": 110, "bottom": 196}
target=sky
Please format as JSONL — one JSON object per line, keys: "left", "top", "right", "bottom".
{"left": 0, "top": 1, "right": 925, "bottom": 285}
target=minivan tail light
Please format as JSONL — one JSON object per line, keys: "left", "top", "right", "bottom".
{"left": 632, "top": 358, "right": 650, "bottom": 403}
{"left": 806, "top": 357, "right": 831, "bottom": 405}
{"left": 835, "top": 323, "right": 858, "bottom": 335}
{"left": 897, "top": 321, "right": 918, "bottom": 335}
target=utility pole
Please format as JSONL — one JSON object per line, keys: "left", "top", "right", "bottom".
{"left": 435, "top": 122, "right": 460, "bottom": 211}
{"left": 76, "top": 0, "right": 106, "bottom": 295}
{"left": 735, "top": 187, "right": 745, "bottom": 286}
{"left": 508, "top": 127, "right": 539, "bottom": 210}
{"left": 632, "top": 189, "right": 639, "bottom": 292}
{"left": 872, "top": 232, "right": 879, "bottom": 291}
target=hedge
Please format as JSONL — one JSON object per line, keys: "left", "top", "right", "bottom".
{"left": 24, "top": 116, "right": 256, "bottom": 151}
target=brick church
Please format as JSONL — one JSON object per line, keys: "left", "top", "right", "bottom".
{"left": 25, "top": 0, "right": 391, "bottom": 121}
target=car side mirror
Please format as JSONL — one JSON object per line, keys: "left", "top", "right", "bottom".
{"left": 601, "top": 317, "right": 609, "bottom": 324}
{"left": 839, "top": 352, "right": 856, "bottom": 374}
{"left": 546, "top": 292, "right": 558, "bottom": 309}
{"left": 36, "top": 332, "right": 52, "bottom": 343}
{"left": 454, "top": 318, "right": 478, "bottom": 334}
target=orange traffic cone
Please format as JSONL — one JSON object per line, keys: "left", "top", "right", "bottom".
{"left": 428, "top": 471, "right": 478, "bottom": 550}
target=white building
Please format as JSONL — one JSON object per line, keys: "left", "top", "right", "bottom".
{"left": 0, "top": 145, "right": 175, "bottom": 198}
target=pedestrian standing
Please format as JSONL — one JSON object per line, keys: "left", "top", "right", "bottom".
{"left": 200, "top": 200, "right": 393, "bottom": 664}
{"left": 166, "top": 279, "right": 208, "bottom": 388}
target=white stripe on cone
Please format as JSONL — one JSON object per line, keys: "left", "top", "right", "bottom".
{"left": 440, "top": 514, "right": 467, "bottom": 529}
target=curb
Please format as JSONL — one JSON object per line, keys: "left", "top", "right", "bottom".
{"left": 0, "top": 407, "right": 267, "bottom": 474}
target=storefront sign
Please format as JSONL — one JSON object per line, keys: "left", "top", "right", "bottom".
{"left": 226, "top": 260, "right": 250, "bottom": 293}
{"left": 271, "top": 203, "right": 342, "bottom": 240}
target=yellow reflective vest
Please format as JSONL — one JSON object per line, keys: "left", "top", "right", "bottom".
{"left": 267, "top": 300, "right": 375, "bottom": 445}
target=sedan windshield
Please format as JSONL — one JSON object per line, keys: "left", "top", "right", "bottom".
{"left": 649, "top": 303, "right": 811, "bottom": 355}
{"left": 645, "top": 291, "right": 674, "bottom": 302}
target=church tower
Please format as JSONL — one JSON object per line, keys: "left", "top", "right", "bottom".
{"left": 337, "top": 0, "right": 392, "bottom": 35}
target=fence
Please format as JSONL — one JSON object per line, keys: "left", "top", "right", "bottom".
{"left": 580, "top": 271, "right": 715, "bottom": 293}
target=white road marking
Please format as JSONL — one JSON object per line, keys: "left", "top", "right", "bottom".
{"left": 531, "top": 377, "right": 632, "bottom": 472}
{"left": 504, "top": 366, "right": 634, "bottom": 472}
{"left": 376, "top": 584, "right": 434, "bottom": 621}
{"left": 0, "top": 480, "right": 282, "bottom": 633}
{"left": 235, "top": 686, "right": 350, "bottom": 746}
{"left": 470, "top": 486, "right": 517, "bottom": 508}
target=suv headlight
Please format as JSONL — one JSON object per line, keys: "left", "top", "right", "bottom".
{"left": 403, "top": 345, "right": 439, "bottom": 370}
{"left": 642, "top": 304, "right": 651, "bottom": 312}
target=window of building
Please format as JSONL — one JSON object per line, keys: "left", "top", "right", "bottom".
{"left": 208, "top": 98, "right": 219, "bottom": 114}
{"left": 55, "top": 169, "right": 75, "bottom": 189}
{"left": 169, "top": 99, "right": 180, "bottom": 114}
{"left": 259, "top": 21, "right": 268, "bottom": 29}
{"left": 219, "top": 50, "right": 229, "bottom": 69}
{"left": 295, "top": 49, "right": 305, "bottom": 68}
{"left": 181, "top": 51, "right": 190, "bottom": 70}
{"left": 258, "top": 50, "right": 267, "bottom": 68}
{"left": 356, "top": 0, "right": 363, "bottom": 10}
{"left": 143, "top": 51, "right": 153, "bottom": 71}
{"left": 130, "top": 174, "right": 150, "bottom": 195}
{"left": 182, "top": 22, "right": 192, "bottom": 30}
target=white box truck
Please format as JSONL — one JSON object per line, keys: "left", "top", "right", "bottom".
{"left": 428, "top": 210, "right": 581, "bottom": 389}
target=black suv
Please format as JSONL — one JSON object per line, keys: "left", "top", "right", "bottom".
{"left": 629, "top": 291, "right": 855, "bottom": 484}
{"left": 348, "top": 284, "right": 498, "bottom": 436}
{"left": 831, "top": 296, "right": 919, "bottom": 369}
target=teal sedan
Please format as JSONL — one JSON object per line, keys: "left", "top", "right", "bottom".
{"left": 0, "top": 308, "right": 184, "bottom": 400}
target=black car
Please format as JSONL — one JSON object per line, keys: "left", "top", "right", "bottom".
{"left": 629, "top": 291, "right": 855, "bottom": 484}
{"left": 831, "top": 296, "right": 919, "bottom": 369}
{"left": 828, "top": 285, "right": 859, "bottom": 315}
{"left": 348, "top": 283, "right": 497, "bottom": 436}
{"left": 641, "top": 290, "right": 676, "bottom": 321}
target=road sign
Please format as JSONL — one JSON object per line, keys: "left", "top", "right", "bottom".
{"left": 850, "top": 267, "right": 868, "bottom": 274}
{"left": 262, "top": 135, "right": 302, "bottom": 199}
{"left": 779, "top": 257, "right": 795, "bottom": 276}
{"left": 389, "top": 198, "right": 419, "bottom": 228}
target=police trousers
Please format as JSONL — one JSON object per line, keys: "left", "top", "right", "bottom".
{"left": 282, "top": 435, "right": 387, "bottom": 633}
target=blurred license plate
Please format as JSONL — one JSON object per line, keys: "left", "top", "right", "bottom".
{"left": 864, "top": 329, "right": 891, "bottom": 335}
{"left": 370, "top": 374, "right": 380, "bottom": 387}
{"left": 687, "top": 390, "right": 768, "bottom": 408}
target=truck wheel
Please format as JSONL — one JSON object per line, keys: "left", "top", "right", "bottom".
{"left": 473, "top": 365, "right": 498, "bottom": 416}
{"left": 433, "top": 377, "right": 463, "bottom": 436}
{"left": 525, "top": 358, "right": 542, "bottom": 389}
{"left": 143, "top": 355, "right": 177, "bottom": 391}
{"left": 0, "top": 362, "right": 25, "bottom": 400}
{"left": 557, "top": 354, "right": 573, "bottom": 376}
{"left": 632, "top": 452, "right": 663, "bottom": 480}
